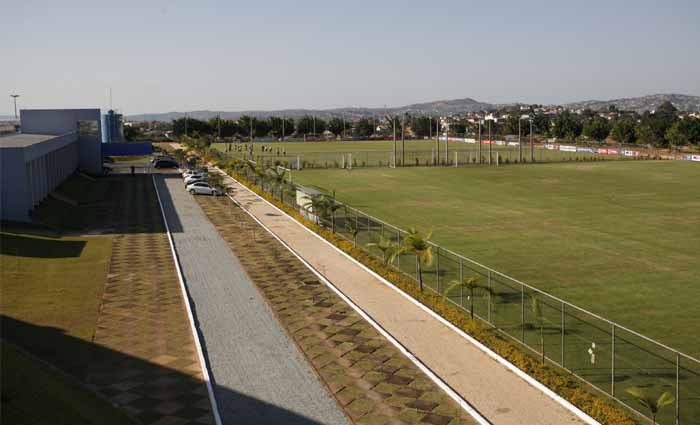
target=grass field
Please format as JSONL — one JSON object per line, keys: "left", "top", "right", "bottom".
{"left": 293, "top": 161, "right": 700, "bottom": 358}
{"left": 212, "top": 140, "right": 627, "bottom": 168}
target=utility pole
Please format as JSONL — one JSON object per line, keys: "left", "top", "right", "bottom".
{"left": 401, "top": 113, "right": 405, "bottom": 166}
{"left": 343, "top": 114, "right": 346, "bottom": 140}
{"left": 530, "top": 118, "right": 534, "bottom": 162}
{"left": 10, "top": 94, "right": 19, "bottom": 121}
{"left": 434, "top": 118, "right": 439, "bottom": 165}
{"left": 478, "top": 120, "right": 482, "bottom": 163}
{"left": 217, "top": 115, "right": 221, "bottom": 139}
{"left": 393, "top": 117, "right": 397, "bottom": 167}
{"left": 250, "top": 118, "right": 254, "bottom": 142}
{"left": 282, "top": 115, "right": 285, "bottom": 141}
{"left": 184, "top": 114, "right": 188, "bottom": 138}
{"left": 444, "top": 121, "right": 448, "bottom": 164}
{"left": 518, "top": 118, "right": 522, "bottom": 163}
{"left": 488, "top": 119, "right": 492, "bottom": 165}
{"left": 313, "top": 115, "right": 316, "bottom": 135}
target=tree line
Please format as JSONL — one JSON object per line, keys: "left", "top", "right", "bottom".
{"left": 172, "top": 101, "right": 700, "bottom": 147}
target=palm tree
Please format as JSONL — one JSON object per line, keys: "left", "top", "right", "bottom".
{"left": 366, "top": 235, "right": 399, "bottom": 265}
{"left": 445, "top": 276, "right": 491, "bottom": 320}
{"left": 625, "top": 387, "right": 675, "bottom": 425}
{"left": 344, "top": 211, "right": 360, "bottom": 247}
{"left": 398, "top": 227, "right": 433, "bottom": 292}
{"left": 531, "top": 295, "right": 545, "bottom": 364}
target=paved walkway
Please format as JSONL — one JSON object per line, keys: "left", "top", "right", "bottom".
{"left": 218, "top": 170, "right": 587, "bottom": 425}
{"left": 153, "top": 174, "right": 349, "bottom": 425}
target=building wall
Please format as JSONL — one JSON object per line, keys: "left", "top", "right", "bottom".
{"left": 0, "top": 133, "right": 79, "bottom": 222}
{"left": 20, "top": 109, "right": 102, "bottom": 175}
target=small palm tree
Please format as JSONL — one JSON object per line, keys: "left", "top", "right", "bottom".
{"left": 625, "top": 387, "right": 675, "bottom": 425}
{"left": 344, "top": 212, "right": 360, "bottom": 247}
{"left": 445, "top": 276, "right": 491, "bottom": 320}
{"left": 531, "top": 295, "right": 545, "bottom": 364}
{"left": 398, "top": 228, "right": 433, "bottom": 292}
{"left": 366, "top": 235, "right": 399, "bottom": 265}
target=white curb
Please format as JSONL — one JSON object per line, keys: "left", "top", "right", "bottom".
{"left": 152, "top": 175, "right": 223, "bottom": 425}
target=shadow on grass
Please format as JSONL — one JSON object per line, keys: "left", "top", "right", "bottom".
{"left": 1, "top": 316, "right": 328, "bottom": 425}
{"left": 0, "top": 233, "right": 86, "bottom": 258}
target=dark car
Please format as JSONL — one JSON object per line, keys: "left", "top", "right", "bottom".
{"left": 154, "top": 159, "right": 179, "bottom": 168}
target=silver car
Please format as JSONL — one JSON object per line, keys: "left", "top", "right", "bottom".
{"left": 187, "top": 182, "right": 223, "bottom": 196}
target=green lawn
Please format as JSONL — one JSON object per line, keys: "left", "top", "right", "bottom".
{"left": 0, "top": 231, "right": 112, "bottom": 376}
{"left": 212, "top": 140, "right": 624, "bottom": 168}
{"left": 294, "top": 161, "right": 700, "bottom": 357}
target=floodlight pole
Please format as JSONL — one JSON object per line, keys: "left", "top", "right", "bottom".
{"left": 434, "top": 118, "right": 439, "bottom": 165}
{"left": 401, "top": 113, "right": 406, "bottom": 166}
{"left": 444, "top": 121, "right": 448, "bottom": 164}
{"left": 392, "top": 117, "right": 397, "bottom": 167}
{"left": 313, "top": 115, "right": 316, "bottom": 135}
{"left": 530, "top": 118, "right": 534, "bottom": 162}
{"left": 478, "top": 120, "right": 482, "bottom": 163}
{"left": 282, "top": 115, "right": 285, "bottom": 140}
{"left": 488, "top": 119, "right": 492, "bottom": 165}
{"left": 518, "top": 118, "right": 522, "bottom": 163}
{"left": 10, "top": 94, "right": 19, "bottom": 120}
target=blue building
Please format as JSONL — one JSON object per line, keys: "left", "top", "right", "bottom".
{"left": 101, "top": 109, "right": 124, "bottom": 143}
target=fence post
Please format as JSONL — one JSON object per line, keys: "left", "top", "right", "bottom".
{"left": 396, "top": 229, "right": 401, "bottom": 268}
{"left": 676, "top": 353, "right": 680, "bottom": 425}
{"left": 487, "top": 270, "right": 492, "bottom": 323}
{"left": 435, "top": 247, "right": 440, "bottom": 294}
{"left": 611, "top": 324, "right": 616, "bottom": 397}
{"left": 415, "top": 254, "right": 419, "bottom": 281}
{"left": 459, "top": 258, "right": 464, "bottom": 307}
{"left": 561, "top": 302, "right": 566, "bottom": 368}
{"left": 521, "top": 284, "right": 525, "bottom": 342}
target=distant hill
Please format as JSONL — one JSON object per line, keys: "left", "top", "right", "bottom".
{"left": 126, "top": 93, "right": 700, "bottom": 122}
{"left": 565, "top": 94, "right": 700, "bottom": 113}
{"left": 126, "top": 98, "right": 493, "bottom": 122}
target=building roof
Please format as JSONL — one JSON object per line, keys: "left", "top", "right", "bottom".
{"left": 0, "top": 133, "right": 58, "bottom": 148}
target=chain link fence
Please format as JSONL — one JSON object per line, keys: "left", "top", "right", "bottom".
{"left": 239, "top": 165, "right": 699, "bottom": 425}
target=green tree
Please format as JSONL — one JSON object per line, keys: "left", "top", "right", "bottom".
{"left": 610, "top": 116, "right": 637, "bottom": 144}
{"left": 531, "top": 113, "right": 550, "bottom": 135}
{"left": 551, "top": 111, "right": 583, "bottom": 140}
{"left": 411, "top": 116, "right": 438, "bottom": 138}
{"left": 394, "top": 228, "right": 433, "bottom": 292}
{"left": 582, "top": 116, "right": 611, "bottom": 141}
{"left": 625, "top": 387, "right": 675, "bottom": 425}
{"left": 502, "top": 113, "right": 521, "bottom": 135}
{"left": 665, "top": 117, "right": 700, "bottom": 146}
{"left": 238, "top": 115, "right": 254, "bottom": 137}
{"left": 353, "top": 117, "right": 374, "bottom": 138}
{"left": 327, "top": 117, "right": 345, "bottom": 136}
{"left": 296, "top": 115, "right": 325, "bottom": 135}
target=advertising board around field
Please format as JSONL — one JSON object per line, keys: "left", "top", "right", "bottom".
{"left": 507, "top": 141, "right": 520, "bottom": 146}
{"left": 577, "top": 147, "right": 595, "bottom": 153}
{"left": 544, "top": 144, "right": 558, "bottom": 150}
{"left": 608, "top": 149, "right": 619, "bottom": 155}
{"left": 690, "top": 154, "right": 700, "bottom": 162}
{"left": 463, "top": 138, "right": 477, "bottom": 143}
{"left": 495, "top": 140, "right": 506, "bottom": 146}
{"left": 623, "top": 150, "right": 640, "bottom": 157}
{"left": 559, "top": 145, "right": 577, "bottom": 152}
{"left": 597, "top": 148, "right": 608, "bottom": 154}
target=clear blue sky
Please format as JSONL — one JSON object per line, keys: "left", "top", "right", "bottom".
{"left": 3, "top": 0, "right": 699, "bottom": 115}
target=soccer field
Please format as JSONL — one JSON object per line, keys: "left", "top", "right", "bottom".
{"left": 293, "top": 160, "right": 700, "bottom": 357}
{"left": 212, "top": 140, "right": 625, "bottom": 167}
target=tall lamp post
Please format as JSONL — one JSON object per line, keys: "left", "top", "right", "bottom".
{"left": 529, "top": 116, "right": 534, "bottom": 162}
{"left": 10, "top": 94, "right": 19, "bottom": 121}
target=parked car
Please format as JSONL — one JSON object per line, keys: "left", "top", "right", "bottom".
{"left": 187, "top": 182, "right": 223, "bottom": 196}
{"left": 154, "top": 158, "right": 179, "bottom": 168}
{"left": 151, "top": 155, "right": 175, "bottom": 164}
{"left": 183, "top": 169, "right": 207, "bottom": 178}
{"left": 184, "top": 174, "right": 207, "bottom": 186}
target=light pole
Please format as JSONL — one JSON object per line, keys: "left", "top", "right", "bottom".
{"left": 282, "top": 115, "right": 285, "bottom": 141}
{"left": 478, "top": 120, "right": 482, "bottom": 163}
{"left": 530, "top": 117, "right": 534, "bottom": 162}
{"left": 518, "top": 117, "right": 522, "bottom": 163}
{"left": 10, "top": 94, "right": 19, "bottom": 121}
{"left": 401, "top": 113, "right": 406, "bottom": 166}
{"left": 488, "top": 119, "right": 492, "bottom": 165}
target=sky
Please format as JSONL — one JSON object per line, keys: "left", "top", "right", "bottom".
{"left": 3, "top": 0, "right": 700, "bottom": 115}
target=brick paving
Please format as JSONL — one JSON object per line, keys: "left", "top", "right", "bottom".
{"left": 86, "top": 175, "right": 214, "bottom": 425}
{"left": 196, "top": 194, "right": 477, "bottom": 425}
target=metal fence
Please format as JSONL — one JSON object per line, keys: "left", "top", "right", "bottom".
{"left": 225, "top": 146, "right": 639, "bottom": 170}
{"left": 239, "top": 166, "right": 700, "bottom": 425}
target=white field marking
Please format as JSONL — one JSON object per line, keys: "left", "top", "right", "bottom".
{"left": 215, "top": 166, "right": 601, "bottom": 425}
{"left": 226, "top": 192, "right": 491, "bottom": 425}
{"left": 152, "top": 175, "right": 223, "bottom": 425}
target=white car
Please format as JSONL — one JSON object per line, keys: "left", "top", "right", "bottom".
{"left": 187, "top": 182, "right": 223, "bottom": 196}
{"left": 184, "top": 174, "right": 207, "bottom": 186}
{"left": 182, "top": 169, "right": 207, "bottom": 178}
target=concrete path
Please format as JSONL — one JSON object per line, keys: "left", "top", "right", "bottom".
{"left": 218, "top": 170, "right": 588, "bottom": 425}
{"left": 153, "top": 174, "right": 350, "bottom": 425}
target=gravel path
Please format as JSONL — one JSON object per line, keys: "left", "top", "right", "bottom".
{"left": 154, "top": 174, "right": 349, "bottom": 425}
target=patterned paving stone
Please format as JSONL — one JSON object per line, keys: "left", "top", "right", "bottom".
{"left": 85, "top": 175, "right": 214, "bottom": 425}
{"left": 196, "top": 195, "right": 477, "bottom": 425}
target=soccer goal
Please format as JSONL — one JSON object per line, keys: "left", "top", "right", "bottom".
{"left": 276, "top": 165, "right": 293, "bottom": 184}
